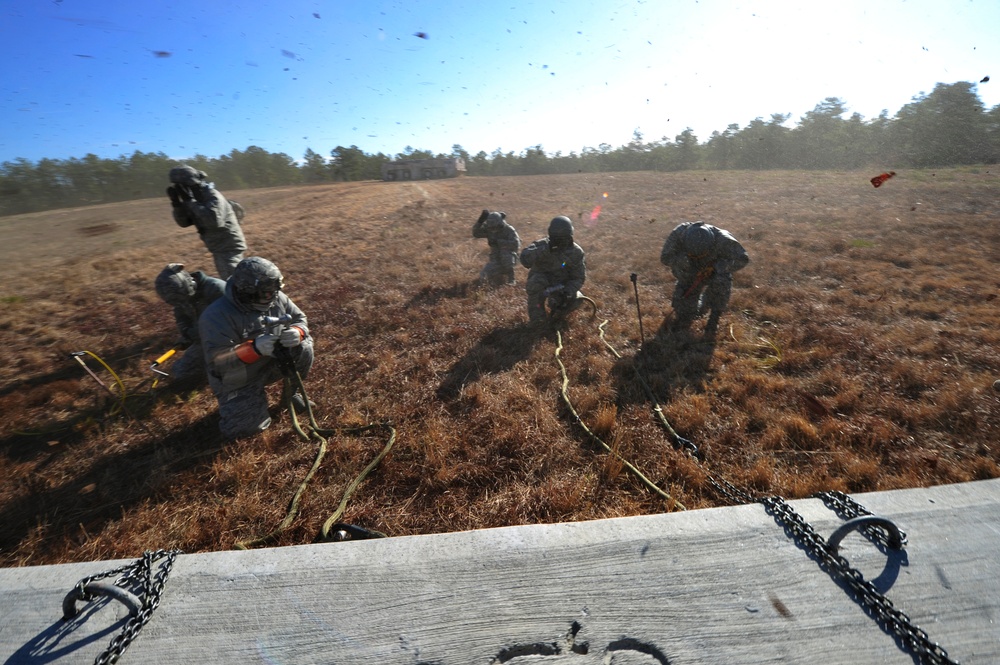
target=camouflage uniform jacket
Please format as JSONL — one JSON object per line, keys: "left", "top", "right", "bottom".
{"left": 173, "top": 185, "right": 248, "bottom": 255}
{"left": 198, "top": 280, "right": 310, "bottom": 396}
{"left": 172, "top": 271, "right": 226, "bottom": 345}
{"left": 520, "top": 238, "right": 587, "bottom": 294}
{"left": 472, "top": 218, "right": 521, "bottom": 260}
{"left": 660, "top": 222, "right": 749, "bottom": 279}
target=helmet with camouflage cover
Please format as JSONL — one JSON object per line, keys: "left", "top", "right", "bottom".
{"left": 683, "top": 222, "right": 715, "bottom": 259}
{"left": 486, "top": 211, "right": 505, "bottom": 229}
{"left": 155, "top": 263, "right": 196, "bottom": 307}
{"left": 547, "top": 216, "right": 574, "bottom": 245}
{"left": 169, "top": 165, "right": 208, "bottom": 186}
{"left": 231, "top": 257, "right": 283, "bottom": 312}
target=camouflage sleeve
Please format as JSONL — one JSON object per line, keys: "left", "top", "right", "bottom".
{"left": 472, "top": 220, "right": 489, "bottom": 239}
{"left": 520, "top": 240, "right": 544, "bottom": 268}
{"left": 199, "top": 302, "right": 247, "bottom": 379}
{"left": 172, "top": 306, "right": 196, "bottom": 344}
{"left": 660, "top": 223, "right": 688, "bottom": 267}
{"left": 564, "top": 246, "right": 586, "bottom": 294}
{"left": 185, "top": 189, "right": 231, "bottom": 232}
{"left": 497, "top": 226, "right": 521, "bottom": 253}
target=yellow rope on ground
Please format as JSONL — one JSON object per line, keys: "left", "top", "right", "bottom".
{"left": 234, "top": 367, "right": 395, "bottom": 550}
{"left": 554, "top": 329, "right": 685, "bottom": 511}
{"left": 596, "top": 321, "right": 695, "bottom": 452}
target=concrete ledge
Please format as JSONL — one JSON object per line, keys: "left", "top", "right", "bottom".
{"left": 2, "top": 479, "right": 998, "bottom": 664}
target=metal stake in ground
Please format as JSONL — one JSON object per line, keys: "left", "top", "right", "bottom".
{"left": 630, "top": 273, "right": 645, "bottom": 344}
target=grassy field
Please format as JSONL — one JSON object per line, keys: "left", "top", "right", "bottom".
{"left": 1, "top": 169, "right": 998, "bottom": 567}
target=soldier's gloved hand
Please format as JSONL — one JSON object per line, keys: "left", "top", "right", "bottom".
{"left": 279, "top": 327, "right": 304, "bottom": 348}
{"left": 166, "top": 186, "right": 182, "bottom": 206}
{"left": 252, "top": 333, "right": 280, "bottom": 356}
{"left": 477, "top": 209, "right": 490, "bottom": 224}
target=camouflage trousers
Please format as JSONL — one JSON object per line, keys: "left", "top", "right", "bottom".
{"left": 479, "top": 252, "right": 517, "bottom": 286}
{"left": 213, "top": 250, "right": 245, "bottom": 280}
{"left": 215, "top": 343, "right": 314, "bottom": 440}
{"left": 169, "top": 342, "right": 208, "bottom": 384}
{"left": 672, "top": 271, "right": 733, "bottom": 322}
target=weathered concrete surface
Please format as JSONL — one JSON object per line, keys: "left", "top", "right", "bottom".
{"left": 1, "top": 479, "right": 998, "bottom": 664}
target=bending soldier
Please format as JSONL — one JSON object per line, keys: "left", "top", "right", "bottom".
{"left": 472, "top": 209, "right": 521, "bottom": 286}
{"left": 154, "top": 263, "right": 226, "bottom": 385}
{"left": 520, "top": 216, "right": 587, "bottom": 324}
{"left": 199, "top": 257, "right": 314, "bottom": 440}
{"left": 167, "top": 165, "right": 247, "bottom": 279}
{"left": 660, "top": 221, "right": 749, "bottom": 334}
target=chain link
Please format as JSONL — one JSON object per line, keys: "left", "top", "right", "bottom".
{"left": 815, "top": 490, "right": 909, "bottom": 551}
{"left": 759, "top": 496, "right": 957, "bottom": 665}
{"left": 70, "top": 549, "right": 180, "bottom": 665}
{"left": 699, "top": 467, "right": 955, "bottom": 664}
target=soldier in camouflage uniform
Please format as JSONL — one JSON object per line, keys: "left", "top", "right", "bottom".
{"left": 199, "top": 257, "right": 314, "bottom": 440}
{"left": 660, "top": 221, "right": 749, "bottom": 334}
{"left": 167, "top": 165, "right": 247, "bottom": 279}
{"left": 519, "top": 216, "right": 587, "bottom": 324}
{"left": 154, "top": 263, "right": 226, "bottom": 385}
{"left": 472, "top": 209, "right": 521, "bottom": 286}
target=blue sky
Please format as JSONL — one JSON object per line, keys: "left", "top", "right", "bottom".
{"left": 2, "top": 0, "right": 997, "bottom": 164}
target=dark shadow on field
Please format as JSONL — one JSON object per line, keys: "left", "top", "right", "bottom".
{"left": 0, "top": 414, "right": 222, "bottom": 559}
{"left": 0, "top": 351, "right": 209, "bottom": 465}
{"left": 0, "top": 335, "right": 175, "bottom": 400}
{"left": 405, "top": 280, "right": 479, "bottom": 308}
{"left": 610, "top": 314, "right": 717, "bottom": 410}
{"left": 436, "top": 322, "right": 542, "bottom": 400}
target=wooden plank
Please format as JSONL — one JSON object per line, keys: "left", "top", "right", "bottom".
{"left": 1, "top": 479, "right": 998, "bottom": 664}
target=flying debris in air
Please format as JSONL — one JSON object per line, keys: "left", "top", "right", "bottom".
{"left": 313, "top": 12, "right": 320, "bottom": 18}
{"left": 414, "top": 32, "right": 429, "bottom": 39}
{"left": 870, "top": 171, "right": 896, "bottom": 188}
{"left": 981, "top": 76, "right": 990, "bottom": 83}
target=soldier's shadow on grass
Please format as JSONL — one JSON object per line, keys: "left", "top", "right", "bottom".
{"left": 436, "top": 322, "right": 542, "bottom": 401}
{"left": 405, "top": 280, "right": 479, "bottom": 308}
{"left": 0, "top": 414, "right": 223, "bottom": 557}
{"left": 610, "top": 315, "right": 717, "bottom": 410}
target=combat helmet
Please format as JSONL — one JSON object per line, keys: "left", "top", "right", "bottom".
{"left": 547, "top": 216, "right": 574, "bottom": 244}
{"left": 155, "top": 263, "right": 196, "bottom": 306}
{"left": 169, "top": 165, "right": 208, "bottom": 186}
{"left": 683, "top": 223, "right": 715, "bottom": 259}
{"left": 231, "top": 257, "right": 283, "bottom": 312}
{"left": 486, "top": 211, "right": 505, "bottom": 229}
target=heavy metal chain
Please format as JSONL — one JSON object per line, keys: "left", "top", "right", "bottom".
{"left": 759, "top": 496, "right": 957, "bottom": 665}
{"left": 72, "top": 549, "right": 180, "bottom": 665}
{"left": 815, "top": 490, "right": 908, "bottom": 551}
{"left": 593, "top": 321, "right": 958, "bottom": 663}
{"left": 694, "top": 454, "right": 952, "bottom": 664}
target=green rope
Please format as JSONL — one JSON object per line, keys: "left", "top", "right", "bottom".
{"left": 554, "top": 329, "right": 685, "bottom": 511}
{"left": 234, "top": 368, "right": 395, "bottom": 550}
{"left": 597, "top": 320, "right": 696, "bottom": 454}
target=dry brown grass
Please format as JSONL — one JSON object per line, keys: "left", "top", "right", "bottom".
{"left": 1, "top": 169, "right": 999, "bottom": 567}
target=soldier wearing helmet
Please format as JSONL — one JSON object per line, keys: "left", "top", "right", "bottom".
{"left": 519, "top": 215, "right": 587, "bottom": 324}
{"left": 167, "top": 164, "right": 248, "bottom": 279}
{"left": 660, "top": 221, "right": 749, "bottom": 334}
{"left": 198, "top": 257, "right": 314, "bottom": 439}
{"left": 154, "top": 263, "right": 226, "bottom": 385}
{"left": 472, "top": 209, "right": 521, "bottom": 286}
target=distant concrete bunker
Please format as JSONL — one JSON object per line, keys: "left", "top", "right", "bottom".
{"left": 381, "top": 157, "right": 466, "bottom": 181}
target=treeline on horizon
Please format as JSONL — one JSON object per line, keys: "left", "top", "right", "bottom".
{"left": 2, "top": 81, "right": 998, "bottom": 217}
